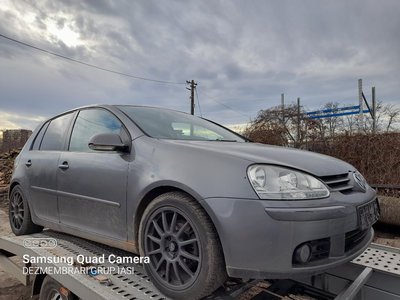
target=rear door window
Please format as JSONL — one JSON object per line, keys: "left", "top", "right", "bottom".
{"left": 40, "top": 113, "right": 74, "bottom": 151}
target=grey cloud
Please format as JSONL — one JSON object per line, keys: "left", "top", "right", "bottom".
{"left": 0, "top": 0, "right": 399, "bottom": 130}
{"left": 34, "top": 15, "right": 47, "bottom": 30}
{"left": 56, "top": 17, "right": 66, "bottom": 29}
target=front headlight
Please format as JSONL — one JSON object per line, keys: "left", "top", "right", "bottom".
{"left": 247, "top": 165, "right": 330, "bottom": 200}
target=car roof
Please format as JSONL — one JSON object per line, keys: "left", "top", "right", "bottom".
{"left": 51, "top": 104, "right": 189, "bottom": 120}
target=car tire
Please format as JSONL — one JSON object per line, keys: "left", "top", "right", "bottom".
{"left": 39, "top": 276, "right": 75, "bottom": 300}
{"left": 139, "top": 192, "right": 226, "bottom": 300}
{"left": 9, "top": 185, "right": 43, "bottom": 235}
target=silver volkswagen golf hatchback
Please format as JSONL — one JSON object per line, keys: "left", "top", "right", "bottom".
{"left": 9, "top": 105, "right": 379, "bottom": 299}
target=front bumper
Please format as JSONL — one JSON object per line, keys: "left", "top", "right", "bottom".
{"left": 201, "top": 190, "right": 378, "bottom": 279}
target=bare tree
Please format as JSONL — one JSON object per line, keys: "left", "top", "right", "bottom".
{"left": 361, "top": 101, "right": 400, "bottom": 133}
{"left": 244, "top": 105, "right": 292, "bottom": 146}
{"left": 320, "top": 102, "right": 344, "bottom": 137}
{"left": 244, "top": 104, "right": 317, "bottom": 148}
{"left": 245, "top": 101, "right": 400, "bottom": 151}
{"left": 383, "top": 104, "right": 400, "bottom": 132}
{"left": 343, "top": 112, "right": 357, "bottom": 135}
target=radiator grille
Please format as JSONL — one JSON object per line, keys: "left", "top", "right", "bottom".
{"left": 320, "top": 173, "right": 354, "bottom": 193}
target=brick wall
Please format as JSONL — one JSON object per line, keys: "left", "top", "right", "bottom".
{"left": 0, "top": 129, "right": 32, "bottom": 153}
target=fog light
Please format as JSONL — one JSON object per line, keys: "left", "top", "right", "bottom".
{"left": 294, "top": 244, "right": 311, "bottom": 263}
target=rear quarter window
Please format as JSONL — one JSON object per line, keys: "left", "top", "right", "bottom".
{"left": 31, "top": 122, "right": 49, "bottom": 150}
{"left": 40, "top": 112, "right": 74, "bottom": 151}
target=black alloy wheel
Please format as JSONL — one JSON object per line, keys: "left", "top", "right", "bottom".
{"left": 139, "top": 192, "right": 226, "bottom": 300}
{"left": 9, "top": 185, "right": 43, "bottom": 235}
{"left": 39, "top": 276, "right": 75, "bottom": 300}
{"left": 10, "top": 188, "right": 24, "bottom": 230}
{"left": 144, "top": 207, "right": 201, "bottom": 289}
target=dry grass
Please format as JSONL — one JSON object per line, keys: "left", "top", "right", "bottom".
{"left": 377, "top": 196, "right": 400, "bottom": 227}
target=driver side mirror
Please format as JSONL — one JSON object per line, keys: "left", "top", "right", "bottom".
{"left": 88, "top": 133, "right": 129, "bottom": 152}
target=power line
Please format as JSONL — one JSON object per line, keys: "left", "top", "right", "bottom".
{"left": 197, "top": 88, "right": 250, "bottom": 119}
{"left": 0, "top": 33, "right": 186, "bottom": 85}
{"left": 195, "top": 87, "right": 202, "bottom": 117}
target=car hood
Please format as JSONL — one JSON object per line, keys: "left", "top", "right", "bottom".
{"left": 161, "top": 140, "right": 354, "bottom": 177}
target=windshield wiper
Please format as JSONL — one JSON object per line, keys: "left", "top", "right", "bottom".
{"left": 214, "top": 139, "right": 238, "bottom": 142}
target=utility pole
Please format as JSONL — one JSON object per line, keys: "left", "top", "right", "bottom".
{"left": 297, "top": 97, "right": 301, "bottom": 147}
{"left": 281, "top": 93, "right": 285, "bottom": 123}
{"left": 358, "top": 79, "right": 364, "bottom": 130}
{"left": 372, "top": 86, "right": 376, "bottom": 134}
{"left": 186, "top": 80, "right": 197, "bottom": 115}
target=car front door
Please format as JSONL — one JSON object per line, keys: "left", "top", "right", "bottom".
{"left": 26, "top": 112, "right": 75, "bottom": 223}
{"left": 57, "top": 108, "right": 129, "bottom": 240}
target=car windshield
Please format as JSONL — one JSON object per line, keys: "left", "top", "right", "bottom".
{"left": 117, "top": 106, "right": 246, "bottom": 142}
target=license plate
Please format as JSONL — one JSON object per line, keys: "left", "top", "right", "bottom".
{"left": 358, "top": 199, "right": 380, "bottom": 230}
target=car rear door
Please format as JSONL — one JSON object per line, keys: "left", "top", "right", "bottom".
{"left": 57, "top": 108, "right": 129, "bottom": 240}
{"left": 26, "top": 112, "right": 75, "bottom": 223}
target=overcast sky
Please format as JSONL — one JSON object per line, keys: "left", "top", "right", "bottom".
{"left": 0, "top": 0, "right": 399, "bottom": 130}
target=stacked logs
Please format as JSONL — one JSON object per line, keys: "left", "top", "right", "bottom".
{"left": 0, "top": 149, "right": 20, "bottom": 185}
{"left": 0, "top": 149, "right": 20, "bottom": 206}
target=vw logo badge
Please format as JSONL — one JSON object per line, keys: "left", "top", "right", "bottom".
{"left": 353, "top": 172, "right": 366, "bottom": 191}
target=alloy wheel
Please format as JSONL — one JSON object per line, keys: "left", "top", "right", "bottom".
{"left": 144, "top": 207, "right": 201, "bottom": 289}
{"left": 10, "top": 190, "right": 24, "bottom": 230}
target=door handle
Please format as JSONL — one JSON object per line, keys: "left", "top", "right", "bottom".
{"left": 58, "top": 161, "right": 69, "bottom": 170}
{"left": 25, "top": 160, "right": 32, "bottom": 167}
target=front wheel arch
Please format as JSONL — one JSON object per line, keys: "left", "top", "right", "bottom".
{"left": 138, "top": 191, "right": 227, "bottom": 299}
{"left": 134, "top": 187, "right": 227, "bottom": 273}
{"left": 134, "top": 185, "right": 203, "bottom": 250}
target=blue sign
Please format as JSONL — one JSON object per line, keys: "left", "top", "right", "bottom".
{"left": 307, "top": 105, "right": 370, "bottom": 119}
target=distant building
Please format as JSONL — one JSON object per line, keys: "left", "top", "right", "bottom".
{"left": 0, "top": 129, "right": 32, "bottom": 153}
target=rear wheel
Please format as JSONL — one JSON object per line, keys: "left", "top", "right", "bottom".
{"left": 9, "top": 185, "right": 43, "bottom": 235}
{"left": 139, "top": 192, "right": 226, "bottom": 300}
{"left": 39, "top": 276, "right": 75, "bottom": 300}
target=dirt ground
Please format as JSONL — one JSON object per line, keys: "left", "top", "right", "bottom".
{"left": 0, "top": 197, "right": 399, "bottom": 300}
{"left": 374, "top": 226, "right": 400, "bottom": 248}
